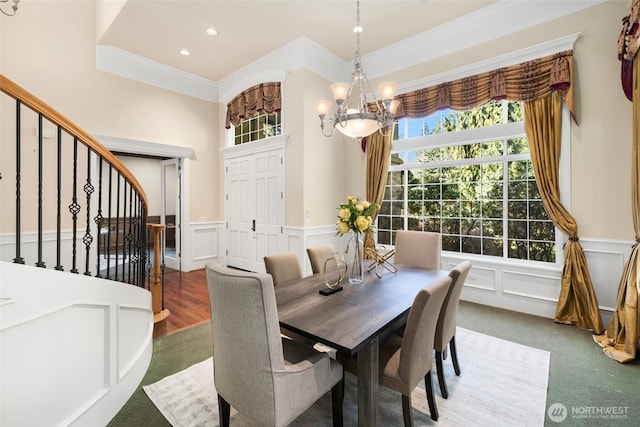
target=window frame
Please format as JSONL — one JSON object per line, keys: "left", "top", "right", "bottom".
{"left": 378, "top": 103, "right": 570, "bottom": 267}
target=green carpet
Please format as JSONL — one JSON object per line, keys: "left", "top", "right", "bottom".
{"left": 109, "top": 302, "right": 640, "bottom": 427}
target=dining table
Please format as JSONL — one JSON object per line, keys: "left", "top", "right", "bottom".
{"left": 274, "top": 261, "right": 449, "bottom": 427}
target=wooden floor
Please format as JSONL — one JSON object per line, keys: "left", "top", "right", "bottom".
{"left": 161, "top": 268, "right": 211, "bottom": 334}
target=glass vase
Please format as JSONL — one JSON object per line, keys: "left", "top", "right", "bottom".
{"left": 349, "top": 231, "right": 364, "bottom": 284}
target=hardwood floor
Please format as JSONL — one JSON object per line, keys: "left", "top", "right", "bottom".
{"left": 161, "top": 268, "right": 211, "bottom": 334}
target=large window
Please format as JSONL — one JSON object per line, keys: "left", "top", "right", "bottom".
{"left": 233, "top": 111, "right": 281, "bottom": 145}
{"left": 377, "top": 100, "right": 557, "bottom": 263}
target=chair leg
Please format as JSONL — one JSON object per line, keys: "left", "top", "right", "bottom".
{"left": 331, "top": 374, "right": 344, "bottom": 427}
{"left": 435, "top": 350, "right": 448, "bottom": 399}
{"left": 218, "top": 394, "right": 230, "bottom": 427}
{"left": 401, "top": 394, "right": 414, "bottom": 427}
{"left": 424, "top": 371, "right": 439, "bottom": 421}
{"left": 450, "top": 336, "right": 461, "bottom": 376}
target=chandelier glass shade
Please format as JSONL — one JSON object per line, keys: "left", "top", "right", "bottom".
{"left": 318, "top": 0, "right": 398, "bottom": 141}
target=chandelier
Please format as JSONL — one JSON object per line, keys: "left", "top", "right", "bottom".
{"left": 317, "top": 0, "right": 398, "bottom": 141}
{"left": 1, "top": 0, "right": 19, "bottom": 16}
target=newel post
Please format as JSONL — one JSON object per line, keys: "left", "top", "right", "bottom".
{"left": 147, "top": 223, "right": 170, "bottom": 337}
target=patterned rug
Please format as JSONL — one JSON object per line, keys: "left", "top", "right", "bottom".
{"left": 143, "top": 327, "right": 550, "bottom": 426}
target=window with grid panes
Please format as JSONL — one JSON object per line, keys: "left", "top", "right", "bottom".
{"left": 377, "top": 100, "right": 558, "bottom": 263}
{"left": 234, "top": 111, "right": 281, "bottom": 145}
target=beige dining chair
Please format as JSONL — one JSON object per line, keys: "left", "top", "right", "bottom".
{"left": 337, "top": 275, "right": 451, "bottom": 425}
{"left": 435, "top": 260, "right": 472, "bottom": 399}
{"left": 307, "top": 244, "right": 338, "bottom": 274}
{"left": 264, "top": 251, "right": 302, "bottom": 286}
{"left": 394, "top": 230, "right": 441, "bottom": 269}
{"left": 205, "top": 262, "right": 344, "bottom": 427}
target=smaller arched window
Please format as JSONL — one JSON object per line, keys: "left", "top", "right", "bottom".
{"left": 225, "top": 82, "right": 282, "bottom": 145}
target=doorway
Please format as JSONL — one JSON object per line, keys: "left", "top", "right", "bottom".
{"left": 225, "top": 144, "right": 284, "bottom": 273}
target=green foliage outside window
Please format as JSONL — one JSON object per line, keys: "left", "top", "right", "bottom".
{"left": 234, "top": 111, "right": 281, "bottom": 145}
{"left": 378, "top": 101, "right": 556, "bottom": 263}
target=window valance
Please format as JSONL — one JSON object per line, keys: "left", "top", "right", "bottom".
{"left": 225, "top": 82, "right": 281, "bottom": 129}
{"left": 392, "top": 50, "right": 576, "bottom": 123}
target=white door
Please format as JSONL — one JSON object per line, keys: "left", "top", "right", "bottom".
{"left": 161, "top": 158, "right": 181, "bottom": 271}
{"left": 226, "top": 147, "right": 284, "bottom": 273}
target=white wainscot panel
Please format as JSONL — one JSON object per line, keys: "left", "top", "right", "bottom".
{"left": 582, "top": 240, "right": 630, "bottom": 312}
{"left": 442, "top": 259, "right": 496, "bottom": 293}
{"left": 1, "top": 304, "right": 110, "bottom": 427}
{"left": 188, "top": 222, "right": 219, "bottom": 271}
{"left": 117, "top": 306, "right": 153, "bottom": 381}
{"left": 502, "top": 269, "right": 561, "bottom": 302}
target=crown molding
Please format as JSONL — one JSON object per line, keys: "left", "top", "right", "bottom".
{"left": 96, "top": 45, "right": 218, "bottom": 102}
{"left": 94, "top": 134, "right": 196, "bottom": 160}
{"left": 397, "top": 33, "right": 580, "bottom": 96}
{"left": 363, "top": 0, "right": 605, "bottom": 80}
{"left": 217, "top": 37, "right": 347, "bottom": 104}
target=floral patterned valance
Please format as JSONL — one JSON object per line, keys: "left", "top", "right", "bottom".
{"left": 392, "top": 50, "right": 577, "bottom": 123}
{"left": 225, "top": 82, "right": 281, "bottom": 129}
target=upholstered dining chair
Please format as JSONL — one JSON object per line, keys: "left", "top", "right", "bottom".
{"left": 307, "top": 244, "right": 338, "bottom": 274}
{"left": 337, "top": 275, "right": 451, "bottom": 425}
{"left": 394, "top": 230, "right": 441, "bottom": 269}
{"left": 434, "top": 260, "right": 472, "bottom": 399}
{"left": 264, "top": 251, "right": 302, "bottom": 286}
{"left": 205, "top": 262, "right": 344, "bottom": 427}
{"left": 380, "top": 275, "right": 451, "bottom": 425}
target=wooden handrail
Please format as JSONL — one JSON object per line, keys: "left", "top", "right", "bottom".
{"left": 0, "top": 74, "right": 148, "bottom": 211}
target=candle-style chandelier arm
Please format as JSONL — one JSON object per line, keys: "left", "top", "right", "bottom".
{"left": 1, "top": 0, "right": 20, "bottom": 16}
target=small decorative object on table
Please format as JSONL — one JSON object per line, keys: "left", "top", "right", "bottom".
{"left": 365, "top": 245, "right": 397, "bottom": 278}
{"left": 319, "top": 252, "right": 347, "bottom": 295}
{"left": 335, "top": 196, "right": 379, "bottom": 284}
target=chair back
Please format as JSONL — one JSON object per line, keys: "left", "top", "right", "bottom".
{"left": 398, "top": 275, "right": 451, "bottom": 388}
{"left": 205, "top": 262, "right": 284, "bottom": 421}
{"left": 264, "top": 251, "right": 302, "bottom": 286}
{"left": 307, "top": 244, "right": 337, "bottom": 274}
{"left": 435, "top": 260, "right": 472, "bottom": 351}
{"left": 394, "top": 230, "right": 441, "bottom": 269}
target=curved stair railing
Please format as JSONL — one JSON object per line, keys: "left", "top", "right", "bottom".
{"left": 1, "top": 74, "right": 150, "bottom": 286}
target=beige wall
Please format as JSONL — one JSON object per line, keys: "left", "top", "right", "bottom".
{"left": 0, "top": 0, "right": 219, "bottom": 224}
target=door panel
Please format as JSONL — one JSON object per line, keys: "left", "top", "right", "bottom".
{"left": 161, "top": 159, "right": 180, "bottom": 271}
{"left": 226, "top": 147, "right": 284, "bottom": 272}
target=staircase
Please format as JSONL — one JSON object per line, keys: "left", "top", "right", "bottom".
{"left": 0, "top": 75, "right": 161, "bottom": 426}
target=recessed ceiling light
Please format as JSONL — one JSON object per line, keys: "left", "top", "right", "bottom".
{"left": 206, "top": 27, "right": 218, "bottom": 36}
{"left": 179, "top": 49, "right": 190, "bottom": 56}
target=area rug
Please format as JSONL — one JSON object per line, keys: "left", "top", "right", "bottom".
{"left": 143, "top": 327, "right": 550, "bottom": 426}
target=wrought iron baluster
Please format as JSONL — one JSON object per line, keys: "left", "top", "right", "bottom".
{"left": 126, "top": 182, "right": 134, "bottom": 284}
{"left": 106, "top": 164, "right": 113, "bottom": 279}
{"left": 55, "top": 126, "right": 63, "bottom": 271}
{"left": 83, "top": 147, "right": 94, "bottom": 275}
{"left": 13, "top": 99, "right": 24, "bottom": 264}
{"left": 68, "top": 137, "right": 81, "bottom": 273}
{"left": 94, "top": 158, "right": 104, "bottom": 278}
{"left": 35, "top": 114, "right": 45, "bottom": 268}
{"left": 115, "top": 171, "right": 122, "bottom": 281}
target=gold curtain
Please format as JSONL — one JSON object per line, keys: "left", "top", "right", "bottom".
{"left": 393, "top": 50, "right": 576, "bottom": 123}
{"left": 524, "top": 92, "right": 603, "bottom": 333}
{"left": 364, "top": 128, "right": 393, "bottom": 256}
{"left": 225, "top": 82, "right": 281, "bottom": 129}
{"left": 593, "top": 55, "right": 640, "bottom": 362}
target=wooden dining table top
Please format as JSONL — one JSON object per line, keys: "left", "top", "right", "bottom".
{"left": 274, "top": 264, "right": 450, "bottom": 355}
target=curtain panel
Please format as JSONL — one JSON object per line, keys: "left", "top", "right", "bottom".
{"left": 364, "top": 129, "right": 393, "bottom": 256}
{"left": 392, "top": 50, "right": 576, "bottom": 123}
{"left": 524, "top": 92, "right": 603, "bottom": 334}
{"left": 225, "top": 82, "right": 281, "bottom": 129}
{"left": 594, "top": 0, "right": 640, "bottom": 362}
